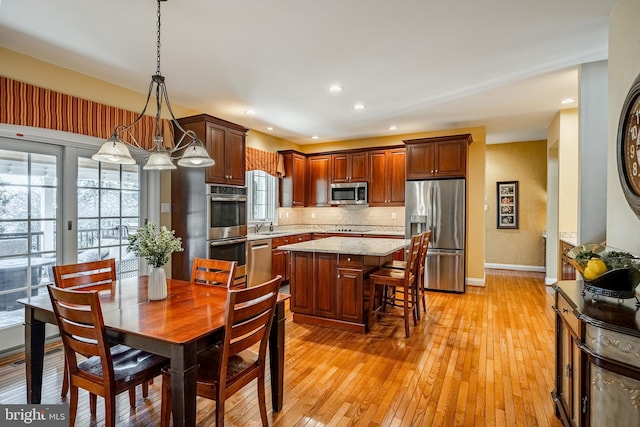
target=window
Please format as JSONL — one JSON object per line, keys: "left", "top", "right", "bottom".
{"left": 0, "top": 147, "right": 58, "bottom": 328}
{"left": 77, "top": 157, "right": 141, "bottom": 280}
{"left": 246, "top": 170, "right": 277, "bottom": 224}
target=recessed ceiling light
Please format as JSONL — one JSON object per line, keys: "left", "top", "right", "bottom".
{"left": 389, "top": 125, "right": 398, "bottom": 131}
{"left": 561, "top": 98, "right": 575, "bottom": 105}
{"left": 311, "top": 135, "right": 319, "bottom": 140}
{"left": 245, "top": 109, "right": 256, "bottom": 115}
{"left": 329, "top": 84, "right": 343, "bottom": 93}
{"left": 353, "top": 103, "right": 365, "bottom": 110}
{"left": 267, "top": 127, "right": 273, "bottom": 131}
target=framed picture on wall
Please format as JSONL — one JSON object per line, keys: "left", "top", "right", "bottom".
{"left": 497, "top": 181, "right": 519, "bottom": 229}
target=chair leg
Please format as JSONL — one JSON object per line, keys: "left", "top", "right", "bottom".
{"left": 61, "top": 360, "right": 69, "bottom": 397}
{"left": 105, "top": 394, "right": 116, "bottom": 427}
{"left": 142, "top": 380, "right": 149, "bottom": 398}
{"left": 128, "top": 387, "right": 136, "bottom": 408}
{"left": 89, "top": 393, "right": 97, "bottom": 416}
{"left": 160, "top": 373, "right": 171, "bottom": 427}
{"left": 69, "top": 386, "right": 78, "bottom": 427}
{"left": 403, "top": 291, "right": 410, "bottom": 338}
{"left": 257, "top": 373, "right": 269, "bottom": 426}
{"left": 414, "top": 283, "right": 421, "bottom": 320}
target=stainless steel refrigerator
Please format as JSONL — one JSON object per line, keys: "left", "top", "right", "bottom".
{"left": 405, "top": 179, "right": 465, "bottom": 293}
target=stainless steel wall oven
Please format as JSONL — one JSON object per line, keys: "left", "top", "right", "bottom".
{"left": 206, "top": 184, "right": 248, "bottom": 287}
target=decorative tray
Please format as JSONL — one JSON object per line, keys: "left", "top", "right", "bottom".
{"left": 565, "top": 244, "right": 640, "bottom": 304}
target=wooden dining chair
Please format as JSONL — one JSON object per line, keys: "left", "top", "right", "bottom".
{"left": 160, "top": 275, "right": 282, "bottom": 427}
{"left": 53, "top": 258, "right": 117, "bottom": 398}
{"left": 383, "top": 230, "right": 431, "bottom": 318}
{"left": 47, "top": 285, "right": 168, "bottom": 427}
{"left": 368, "top": 233, "right": 423, "bottom": 338}
{"left": 191, "top": 257, "right": 237, "bottom": 288}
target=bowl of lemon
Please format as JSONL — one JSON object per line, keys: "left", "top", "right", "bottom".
{"left": 566, "top": 244, "right": 640, "bottom": 301}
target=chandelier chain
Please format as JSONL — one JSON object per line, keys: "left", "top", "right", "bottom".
{"left": 156, "top": 0, "right": 162, "bottom": 75}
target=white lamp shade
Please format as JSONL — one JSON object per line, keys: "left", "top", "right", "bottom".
{"left": 176, "top": 144, "right": 215, "bottom": 168}
{"left": 143, "top": 152, "right": 177, "bottom": 170}
{"left": 92, "top": 138, "right": 137, "bottom": 165}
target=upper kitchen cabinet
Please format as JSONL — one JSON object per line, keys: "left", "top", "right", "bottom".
{"left": 176, "top": 114, "right": 249, "bottom": 186}
{"left": 331, "top": 151, "right": 369, "bottom": 183}
{"left": 280, "top": 150, "right": 307, "bottom": 207}
{"left": 307, "top": 154, "right": 331, "bottom": 207}
{"left": 369, "top": 147, "right": 405, "bottom": 206}
{"left": 404, "top": 133, "right": 472, "bottom": 179}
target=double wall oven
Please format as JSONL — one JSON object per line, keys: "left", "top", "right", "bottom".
{"left": 206, "top": 184, "right": 247, "bottom": 287}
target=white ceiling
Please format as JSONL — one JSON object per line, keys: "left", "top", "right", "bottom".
{"left": 0, "top": 0, "right": 616, "bottom": 145}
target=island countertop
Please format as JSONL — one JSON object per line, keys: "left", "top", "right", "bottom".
{"left": 277, "top": 236, "right": 408, "bottom": 256}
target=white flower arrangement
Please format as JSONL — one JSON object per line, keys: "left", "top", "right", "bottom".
{"left": 127, "top": 222, "right": 184, "bottom": 268}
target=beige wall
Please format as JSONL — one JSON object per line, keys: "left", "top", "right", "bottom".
{"left": 485, "top": 141, "right": 547, "bottom": 267}
{"left": 1, "top": 48, "right": 486, "bottom": 285}
{"left": 557, "top": 108, "right": 579, "bottom": 234}
{"left": 607, "top": 0, "right": 640, "bottom": 254}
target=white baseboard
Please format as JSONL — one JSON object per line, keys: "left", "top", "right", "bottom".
{"left": 467, "top": 276, "right": 485, "bottom": 287}
{"left": 484, "top": 263, "right": 546, "bottom": 273}
{"left": 545, "top": 276, "right": 558, "bottom": 285}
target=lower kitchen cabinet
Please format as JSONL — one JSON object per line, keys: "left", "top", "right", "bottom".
{"left": 271, "top": 233, "right": 312, "bottom": 284}
{"left": 314, "top": 253, "right": 337, "bottom": 318}
{"left": 336, "top": 267, "right": 363, "bottom": 323}
{"left": 290, "top": 251, "right": 313, "bottom": 314}
{"left": 553, "top": 281, "right": 640, "bottom": 426}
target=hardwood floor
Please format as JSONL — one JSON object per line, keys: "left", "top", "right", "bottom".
{"left": 0, "top": 269, "right": 563, "bottom": 426}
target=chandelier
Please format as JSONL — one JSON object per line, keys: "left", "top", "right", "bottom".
{"left": 92, "top": 0, "right": 214, "bottom": 170}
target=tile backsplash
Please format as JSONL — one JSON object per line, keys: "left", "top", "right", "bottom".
{"left": 277, "top": 206, "right": 405, "bottom": 228}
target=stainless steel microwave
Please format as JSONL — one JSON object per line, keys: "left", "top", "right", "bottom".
{"left": 330, "top": 182, "right": 368, "bottom": 205}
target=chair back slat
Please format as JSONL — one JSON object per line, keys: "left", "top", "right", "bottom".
{"left": 418, "top": 231, "right": 431, "bottom": 283}
{"left": 47, "top": 285, "right": 113, "bottom": 379}
{"left": 219, "top": 275, "right": 281, "bottom": 384}
{"left": 191, "top": 258, "right": 237, "bottom": 288}
{"left": 53, "top": 259, "right": 116, "bottom": 292}
{"left": 404, "top": 234, "right": 423, "bottom": 284}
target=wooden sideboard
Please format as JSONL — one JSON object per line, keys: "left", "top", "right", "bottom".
{"left": 552, "top": 280, "right": 640, "bottom": 426}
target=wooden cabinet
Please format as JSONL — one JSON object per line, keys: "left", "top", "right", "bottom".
{"left": 280, "top": 151, "right": 306, "bottom": 207}
{"left": 271, "top": 233, "right": 312, "bottom": 284}
{"left": 405, "top": 133, "right": 471, "bottom": 179}
{"left": 331, "top": 152, "right": 369, "bottom": 183}
{"left": 369, "top": 148, "right": 405, "bottom": 206}
{"left": 366, "top": 234, "right": 405, "bottom": 261}
{"left": 307, "top": 154, "right": 331, "bottom": 206}
{"left": 176, "top": 114, "right": 248, "bottom": 186}
{"left": 290, "top": 251, "right": 313, "bottom": 314}
{"left": 314, "top": 253, "right": 337, "bottom": 318}
{"left": 553, "top": 281, "right": 640, "bottom": 427}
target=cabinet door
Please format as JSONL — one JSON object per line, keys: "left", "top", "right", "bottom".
{"left": 272, "top": 250, "right": 286, "bottom": 282}
{"left": 225, "top": 130, "right": 246, "bottom": 186}
{"left": 205, "top": 123, "right": 227, "bottom": 183}
{"left": 336, "top": 267, "right": 363, "bottom": 322}
{"left": 290, "top": 252, "right": 313, "bottom": 314}
{"left": 434, "top": 140, "right": 466, "bottom": 177}
{"left": 368, "top": 150, "right": 388, "bottom": 206}
{"left": 387, "top": 149, "right": 405, "bottom": 206}
{"left": 314, "top": 253, "right": 337, "bottom": 318}
{"left": 307, "top": 155, "right": 331, "bottom": 206}
{"left": 350, "top": 152, "right": 369, "bottom": 182}
{"left": 280, "top": 152, "right": 306, "bottom": 207}
{"left": 331, "top": 154, "right": 350, "bottom": 183}
{"left": 406, "top": 143, "right": 436, "bottom": 179}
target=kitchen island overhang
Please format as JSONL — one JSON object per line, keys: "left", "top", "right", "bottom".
{"left": 277, "top": 237, "right": 409, "bottom": 333}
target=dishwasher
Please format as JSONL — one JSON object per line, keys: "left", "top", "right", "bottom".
{"left": 247, "top": 239, "right": 273, "bottom": 287}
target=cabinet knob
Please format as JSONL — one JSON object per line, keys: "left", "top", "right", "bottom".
{"left": 562, "top": 308, "right": 569, "bottom": 313}
{"left": 347, "top": 257, "right": 352, "bottom": 262}
{"left": 435, "top": 169, "right": 439, "bottom": 173}
{"left": 431, "top": 170, "right": 434, "bottom": 173}
{"left": 337, "top": 274, "right": 341, "bottom": 279}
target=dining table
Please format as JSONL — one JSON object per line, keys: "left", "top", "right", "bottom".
{"left": 18, "top": 276, "right": 290, "bottom": 427}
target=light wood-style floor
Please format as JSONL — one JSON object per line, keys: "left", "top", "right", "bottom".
{"left": 0, "top": 269, "right": 563, "bottom": 426}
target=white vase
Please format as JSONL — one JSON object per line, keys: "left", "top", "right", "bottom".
{"left": 148, "top": 266, "right": 167, "bottom": 301}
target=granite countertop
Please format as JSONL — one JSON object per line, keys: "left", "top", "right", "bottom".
{"left": 276, "top": 236, "right": 409, "bottom": 256}
{"left": 247, "top": 228, "right": 405, "bottom": 241}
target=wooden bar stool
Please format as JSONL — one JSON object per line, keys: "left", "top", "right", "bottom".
{"left": 383, "top": 231, "right": 431, "bottom": 319}
{"left": 368, "top": 234, "right": 422, "bottom": 337}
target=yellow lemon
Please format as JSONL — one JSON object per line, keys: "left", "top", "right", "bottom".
{"left": 583, "top": 258, "right": 607, "bottom": 280}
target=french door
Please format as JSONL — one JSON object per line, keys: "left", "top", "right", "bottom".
{"left": 0, "top": 133, "right": 150, "bottom": 352}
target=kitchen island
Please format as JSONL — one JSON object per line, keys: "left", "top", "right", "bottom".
{"left": 277, "top": 237, "right": 408, "bottom": 333}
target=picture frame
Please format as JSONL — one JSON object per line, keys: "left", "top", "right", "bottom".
{"left": 496, "top": 181, "right": 519, "bottom": 229}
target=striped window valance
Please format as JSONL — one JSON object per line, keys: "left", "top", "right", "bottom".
{"left": 0, "top": 76, "right": 174, "bottom": 149}
{"left": 246, "top": 146, "right": 284, "bottom": 177}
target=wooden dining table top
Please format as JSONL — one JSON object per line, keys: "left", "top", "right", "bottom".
{"left": 20, "top": 276, "right": 290, "bottom": 345}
